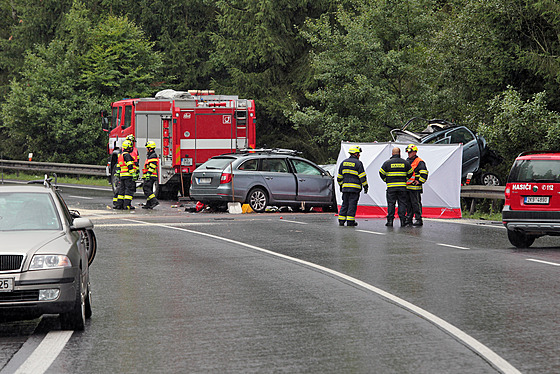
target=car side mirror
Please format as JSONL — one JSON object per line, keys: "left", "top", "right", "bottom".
{"left": 70, "top": 217, "right": 94, "bottom": 231}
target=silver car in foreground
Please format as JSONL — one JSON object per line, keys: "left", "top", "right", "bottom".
{"left": 0, "top": 181, "right": 94, "bottom": 330}
{"left": 190, "top": 149, "right": 336, "bottom": 213}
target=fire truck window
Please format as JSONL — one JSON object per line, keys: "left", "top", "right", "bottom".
{"left": 123, "top": 105, "right": 132, "bottom": 130}
{"left": 117, "top": 107, "right": 122, "bottom": 128}
{"left": 238, "top": 159, "right": 258, "bottom": 171}
{"left": 111, "top": 107, "right": 120, "bottom": 128}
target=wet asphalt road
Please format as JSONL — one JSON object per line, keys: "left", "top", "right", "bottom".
{"left": 1, "top": 184, "right": 560, "bottom": 373}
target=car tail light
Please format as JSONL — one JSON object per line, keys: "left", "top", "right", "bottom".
{"left": 505, "top": 186, "right": 511, "bottom": 199}
{"left": 220, "top": 172, "right": 232, "bottom": 184}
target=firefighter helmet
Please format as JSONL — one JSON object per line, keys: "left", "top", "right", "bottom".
{"left": 122, "top": 140, "right": 133, "bottom": 151}
{"left": 349, "top": 146, "right": 362, "bottom": 154}
{"left": 406, "top": 144, "right": 418, "bottom": 153}
{"left": 145, "top": 141, "right": 156, "bottom": 150}
{"left": 126, "top": 134, "right": 136, "bottom": 143}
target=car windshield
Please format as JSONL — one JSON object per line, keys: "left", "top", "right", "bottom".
{"left": 0, "top": 192, "right": 61, "bottom": 231}
{"left": 200, "top": 157, "right": 237, "bottom": 170}
{"left": 508, "top": 159, "right": 560, "bottom": 183}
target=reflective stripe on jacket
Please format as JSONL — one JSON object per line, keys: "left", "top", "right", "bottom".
{"left": 379, "top": 155, "right": 413, "bottom": 190}
{"left": 337, "top": 155, "right": 368, "bottom": 192}
{"left": 142, "top": 150, "right": 159, "bottom": 178}
{"left": 406, "top": 155, "right": 428, "bottom": 191}
{"left": 118, "top": 152, "right": 137, "bottom": 177}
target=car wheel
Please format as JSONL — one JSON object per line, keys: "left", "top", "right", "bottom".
{"left": 83, "top": 229, "right": 97, "bottom": 266}
{"left": 507, "top": 230, "right": 535, "bottom": 248}
{"left": 247, "top": 187, "right": 268, "bottom": 213}
{"left": 60, "top": 277, "right": 86, "bottom": 331}
{"left": 481, "top": 172, "right": 501, "bottom": 186}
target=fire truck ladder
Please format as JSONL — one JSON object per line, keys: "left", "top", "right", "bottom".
{"left": 235, "top": 100, "right": 249, "bottom": 150}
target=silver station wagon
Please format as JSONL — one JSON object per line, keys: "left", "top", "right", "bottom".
{"left": 189, "top": 149, "right": 336, "bottom": 213}
{"left": 0, "top": 180, "right": 95, "bottom": 330}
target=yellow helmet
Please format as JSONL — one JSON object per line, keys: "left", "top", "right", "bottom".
{"left": 145, "top": 141, "right": 156, "bottom": 150}
{"left": 122, "top": 140, "right": 133, "bottom": 151}
{"left": 126, "top": 134, "right": 136, "bottom": 143}
{"left": 348, "top": 146, "right": 362, "bottom": 154}
{"left": 406, "top": 144, "right": 418, "bottom": 153}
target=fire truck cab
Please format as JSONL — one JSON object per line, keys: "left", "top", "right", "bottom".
{"left": 101, "top": 89, "right": 257, "bottom": 199}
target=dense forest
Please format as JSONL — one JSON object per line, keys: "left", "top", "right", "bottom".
{"left": 1, "top": 0, "right": 560, "bottom": 175}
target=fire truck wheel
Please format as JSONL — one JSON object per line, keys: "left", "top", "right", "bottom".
{"left": 247, "top": 187, "right": 268, "bottom": 213}
{"left": 110, "top": 165, "right": 119, "bottom": 194}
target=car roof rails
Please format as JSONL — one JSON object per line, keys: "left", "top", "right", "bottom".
{"left": 236, "top": 148, "right": 302, "bottom": 156}
{"left": 518, "top": 150, "right": 560, "bottom": 157}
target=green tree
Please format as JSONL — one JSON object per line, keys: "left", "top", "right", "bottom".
{"left": 290, "top": 0, "right": 441, "bottom": 161}
{"left": 1, "top": 6, "right": 163, "bottom": 163}
{"left": 209, "top": 0, "right": 332, "bottom": 161}
{"left": 477, "top": 86, "right": 560, "bottom": 167}
{"left": 80, "top": 14, "right": 162, "bottom": 98}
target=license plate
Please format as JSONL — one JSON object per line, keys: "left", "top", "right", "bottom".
{"left": 524, "top": 196, "right": 549, "bottom": 204}
{"left": 181, "top": 158, "right": 193, "bottom": 166}
{"left": 0, "top": 278, "right": 14, "bottom": 292}
{"left": 197, "top": 177, "right": 211, "bottom": 184}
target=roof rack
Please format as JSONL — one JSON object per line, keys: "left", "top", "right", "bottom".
{"left": 236, "top": 148, "right": 302, "bottom": 156}
{"left": 518, "top": 150, "right": 560, "bottom": 157}
{"left": 26, "top": 174, "right": 58, "bottom": 190}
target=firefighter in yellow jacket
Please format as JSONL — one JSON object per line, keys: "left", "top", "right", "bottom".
{"left": 115, "top": 140, "right": 138, "bottom": 210}
{"left": 405, "top": 144, "right": 429, "bottom": 226}
{"left": 337, "top": 146, "right": 368, "bottom": 226}
{"left": 142, "top": 141, "right": 160, "bottom": 209}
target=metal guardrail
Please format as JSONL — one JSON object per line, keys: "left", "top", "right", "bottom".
{"left": 460, "top": 185, "right": 505, "bottom": 200}
{"left": 0, "top": 159, "right": 106, "bottom": 177}
{"left": 0, "top": 159, "right": 507, "bottom": 199}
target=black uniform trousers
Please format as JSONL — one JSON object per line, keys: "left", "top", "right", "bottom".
{"left": 143, "top": 177, "right": 158, "bottom": 206}
{"left": 117, "top": 176, "right": 135, "bottom": 209}
{"left": 406, "top": 190, "right": 422, "bottom": 222}
{"left": 386, "top": 188, "right": 408, "bottom": 222}
{"left": 338, "top": 192, "right": 360, "bottom": 222}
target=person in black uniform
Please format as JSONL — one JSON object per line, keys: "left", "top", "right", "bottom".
{"left": 141, "top": 141, "right": 160, "bottom": 209}
{"left": 115, "top": 140, "right": 138, "bottom": 210}
{"left": 405, "top": 144, "right": 429, "bottom": 226}
{"left": 337, "top": 146, "right": 368, "bottom": 227}
{"left": 379, "top": 147, "right": 413, "bottom": 227}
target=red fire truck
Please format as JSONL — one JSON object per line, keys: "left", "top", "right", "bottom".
{"left": 101, "top": 89, "right": 257, "bottom": 199}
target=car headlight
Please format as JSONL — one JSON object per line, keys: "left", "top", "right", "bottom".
{"left": 29, "top": 255, "right": 72, "bottom": 270}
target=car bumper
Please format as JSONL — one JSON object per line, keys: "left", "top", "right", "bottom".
{"left": 502, "top": 206, "right": 560, "bottom": 234}
{"left": 0, "top": 267, "right": 80, "bottom": 318}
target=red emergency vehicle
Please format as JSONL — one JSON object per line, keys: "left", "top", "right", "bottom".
{"left": 101, "top": 89, "right": 257, "bottom": 199}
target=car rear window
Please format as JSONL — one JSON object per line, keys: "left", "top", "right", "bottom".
{"left": 200, "top": 157, "right": 237, "bottom": 170}
{"left": 508, "top": 159, "right": 560, "bottom": 183}
{"left": 0, "top": 192, "right": 61, "bottom": 231}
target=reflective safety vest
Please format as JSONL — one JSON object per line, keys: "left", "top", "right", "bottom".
{"left": 142, "top": 150, "right": 159, "bottom": 178}
{"left": 406, "top": 156, "right": 428, "bottom": 191}
{"left": 337, "top": 155, "right": 368, "bottom": 192}
{"left": 379, "top": 155, "right": 413, "bottom": 190}
{"left": 118, "top": 151, "right": 137, "bottom": 177}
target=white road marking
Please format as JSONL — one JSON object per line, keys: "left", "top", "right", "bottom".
{"left": 527, "top": 258, "right": 560, "bottom": 267}
{"left": 14, "top": 331, "right": 73, "bottom": 374}
{"left": 67, "top": 195, "right": 94, "bottom": 200}
{"left": 438, "top": 243, "right": 470, "bottom": 250}
{"left": 356, "top": 229, "right": 385, "bottom": 235}
{"left": 280, "top": 219, "right": 308, "bottom": 225}
{"left": 124, "top": 218, "right": 521, "bottom": 374}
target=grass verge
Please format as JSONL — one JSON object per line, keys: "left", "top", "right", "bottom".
{"left": 0, "top": 172, "right": 109, "bottom": 187}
